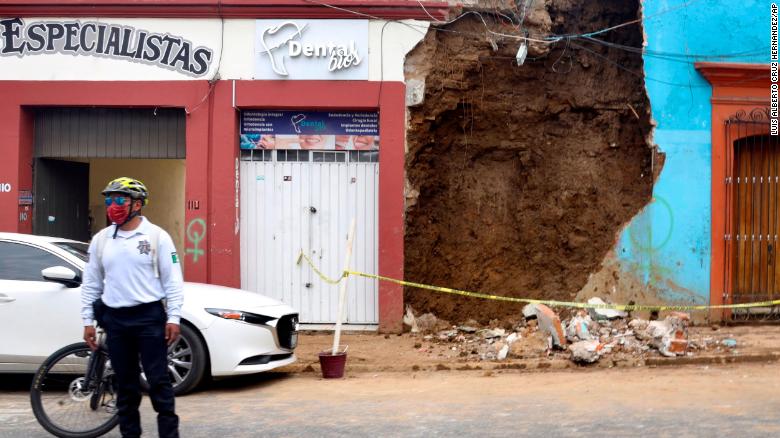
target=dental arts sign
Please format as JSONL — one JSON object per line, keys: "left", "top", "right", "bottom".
{"left": 0, "top": 18, "right": 213, "bottom": 77}
{"left": 255, "top": 19, "right": 368, "bottom": 80}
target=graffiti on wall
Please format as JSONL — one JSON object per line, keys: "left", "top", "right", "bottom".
{"left": 625, "top": 195, "right": 679, "bottom": 285}
{"left": 628, "top": 196, "right": 674, "bottom": 253}
{"left": 186, "top": 218, "right": 206, "bottom": 263}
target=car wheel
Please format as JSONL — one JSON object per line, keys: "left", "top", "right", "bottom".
{"left": 141, "top": 323, "right": 207, "bottom": 395}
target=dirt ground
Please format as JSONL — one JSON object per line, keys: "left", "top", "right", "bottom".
{"left": 403, "top": 0, "right": 660, "bottom": 324}
{"left": 281, "top": 324, "right": 780, "bottom": 375}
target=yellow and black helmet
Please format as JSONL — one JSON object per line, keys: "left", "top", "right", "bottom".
{"left": 101, "top": 177, "right": 149, "bottom": 205}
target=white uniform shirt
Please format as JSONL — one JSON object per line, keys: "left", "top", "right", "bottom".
{"left": 81, "top": 217, "right": 184, "bottom": 325}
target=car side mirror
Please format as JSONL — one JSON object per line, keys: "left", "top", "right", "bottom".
{"left": 41, "top": 266, "right": 81, "bottom": 288}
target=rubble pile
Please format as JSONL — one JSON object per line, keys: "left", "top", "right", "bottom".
{"left": 403, "top": 302, "right": 744, "bottom": 366}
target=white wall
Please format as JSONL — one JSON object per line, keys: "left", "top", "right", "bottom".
{"left": 0, "top": 18, "right": 223, "bottom": 80}
{"left": 367, "top": 20, "right": 429, "bottom": 82}
{"left": 0, "top": 17, "right": 428, "bottom": 82}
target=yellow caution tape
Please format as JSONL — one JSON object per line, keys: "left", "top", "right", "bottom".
{"left": 297, "top": 251, "right": 780, "bottom": 311}
{"left": 296, "top": 252, "right": 347, "bottom": 285}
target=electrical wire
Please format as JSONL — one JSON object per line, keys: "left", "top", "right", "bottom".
{"left": 304, "top": 0, "right": 551, "bottom": 43}
{"left": 517, "top": 0, "right": 533, "bottom": 30}
{"left": 305, "top": 0, "right": 719, "bottom": 47}
{"left": 551, "top": 36, "right": 572, "bottom": 73}
{"left": 582, "top": 36, "right": 768, "bottom": 60}
{"left": 570, "top": 40, "right": 767, "bottom": 89}
{"left": 548, "top": 0, "right": 707, "bottom": 40}
{"left": 186, "top": 2, "right": 225, "bottom": 115}
{"left": 288, "top": 0, "right": 768, "bottom": 90}
{"left": 377, "top": 20, "right": 391, "bottom": 107}
{"left": 417, "top": 0, "right": 518, "bottom": 29}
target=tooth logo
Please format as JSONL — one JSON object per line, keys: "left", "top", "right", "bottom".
{"left": 258, "top": 21, "right": 307, "bottom": 76}
{"left": 291, "top": 114, "right": 306, "bottom": 133}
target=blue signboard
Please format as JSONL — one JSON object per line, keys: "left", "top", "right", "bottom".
{"left": 240, "top": 110, "right": 379, "bottom": 150}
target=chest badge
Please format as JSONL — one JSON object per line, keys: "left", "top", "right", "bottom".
{"left": 137, "top": 240, "right": 151, "bottom": 255}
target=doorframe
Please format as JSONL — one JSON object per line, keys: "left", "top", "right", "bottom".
{"left": 697, "top": 62, "right": 770, "bottom": 321}
{"left": 239, "top": 154, "right": 381, "bottom": 325}
{"left": 231, "top": 81, "right": 406, "bottom": 332}
{"left": 32, "top": 158, "right": 91, "bottom": 242}
{"left": 0, "top": 81, "right": 212, "bottom": 283}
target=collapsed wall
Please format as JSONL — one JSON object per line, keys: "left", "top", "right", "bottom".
{"left": 403, "top": 0, "right": 660, "bottom": 324}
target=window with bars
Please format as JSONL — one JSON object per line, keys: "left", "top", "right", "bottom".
{"left": 276, "top": 150, "right": 310, "bottom": 162}
{"left": 312, "top": 151, "right": 346, "bottom": 163}
{"left": 239, "top": 149, "right": 379, "bottom": 163}
{"left": 240, "top": 149, "right": 273, "bottom": 161}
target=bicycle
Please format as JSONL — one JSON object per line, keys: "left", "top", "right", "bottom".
{"left": 30, "top": 327, "right": 119, "bottom": 438}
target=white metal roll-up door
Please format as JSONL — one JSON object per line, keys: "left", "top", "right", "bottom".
{"left": 240, "top": 150, "right": 379, "bottom": 324}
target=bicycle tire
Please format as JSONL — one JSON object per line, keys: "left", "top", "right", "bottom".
{"left": 30, "top": 342, "right": 119, "bottom": 438}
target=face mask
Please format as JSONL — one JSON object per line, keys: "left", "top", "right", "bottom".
{"left": 107, "top": 203, "right": 130, "bottom": 224}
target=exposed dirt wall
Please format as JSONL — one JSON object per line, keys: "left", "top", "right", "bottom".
{"left": 404, "top": 0, "right": 660, "bottom": 324}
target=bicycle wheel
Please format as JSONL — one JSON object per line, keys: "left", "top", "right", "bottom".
{"left": 30, "top": 342, "right": 119, "bottom": 438}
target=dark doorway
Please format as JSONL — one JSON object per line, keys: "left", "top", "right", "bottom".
{"left": 33, "top": 158, "right": 90, "bottom": 242}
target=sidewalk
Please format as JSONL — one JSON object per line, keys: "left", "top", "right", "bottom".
{"left": 279, "top": 324, "right": 780, "bottom": 375}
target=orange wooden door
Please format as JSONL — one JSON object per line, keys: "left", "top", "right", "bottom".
{"left": 732, "top": 134, "right": 780, "bottom": 304}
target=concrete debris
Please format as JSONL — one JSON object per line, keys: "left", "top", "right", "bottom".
{"left": 482, "top": 328, "right": 506, "bottom": 339}
{"left": 405, "top": 306, "right": 452, "bottom": 334}
{"left": 632, "top": 314, "right": 690, "bottom": 357}
{"left": 497, "top": 343, "right": 509, "bottom": 360}
{"left": 570, "top": 340, "right": 605, "bottom": 364}
{"left": 458, "top": 326, "right": 478, "bottom": 333}
{"left": 522, "top": 303, "right": 538, "bottom": 319}
{"left": 403, "top": 305, "right": 419, "bottom": 333}
{"left": 587, "top": 297, "right": 628, "bottom": 320}
{"left": 405, "top": 78, "right": 426, "bottom": 107}
{"left": 412, "top": 308, "right": 743, "bottom": 365}
{"left": 565, "top": 311, "right": 594, "bottom": 342}
{"left": 438, "top": 330, "right": 458, "bottom": 341}
{"left": 522, "top": 304, "right": 566, "bottom": 348}
{"left": 416, "top": 313, "right": 440, "bottom": 333}
{"left": 628, "top": 318, "right": 648, "bottom": 333}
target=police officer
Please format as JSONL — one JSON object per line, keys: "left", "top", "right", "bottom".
{"left": 81, "top": 177, "right": 183, "bottom": 438}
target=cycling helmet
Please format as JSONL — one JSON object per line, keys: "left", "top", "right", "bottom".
{"left": 101, "top": 177, "right": 149, "bottom": 205}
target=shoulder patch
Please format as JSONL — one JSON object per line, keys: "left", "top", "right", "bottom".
{"left": 171, "top": 252, "right": 179, "bottom": 264}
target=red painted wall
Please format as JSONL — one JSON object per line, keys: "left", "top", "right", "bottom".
{"left": 233, "top": 80, "right": 406, "bottom": 332}
{"left": 0, "top": 79, "right": 406, "bottom": 331}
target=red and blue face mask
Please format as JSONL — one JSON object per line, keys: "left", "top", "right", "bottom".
{"left": 105, "top": 196, "right": 130, "bottom": 224}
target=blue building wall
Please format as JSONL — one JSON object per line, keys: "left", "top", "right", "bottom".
{"left": 616, "top": 0, "right": 767, "bottom": 303}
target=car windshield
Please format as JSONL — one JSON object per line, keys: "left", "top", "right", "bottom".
{"left": 52, "top": 241, "right": 89, "bottom": 262}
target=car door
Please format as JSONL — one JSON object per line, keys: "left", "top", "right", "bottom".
{"left": 0, "top": 240, "right": 84, "bottom": 370}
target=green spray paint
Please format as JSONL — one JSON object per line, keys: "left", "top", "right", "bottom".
{"left": 186, "top": 218, "right": 206, "bottom": 263}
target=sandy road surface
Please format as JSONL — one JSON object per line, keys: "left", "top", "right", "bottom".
{"left": 1, "top": 363, "right": 779, "bottom": 437}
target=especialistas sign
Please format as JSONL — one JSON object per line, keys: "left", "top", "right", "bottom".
{"left": 0, "top": 18, "right": 213, "bottom": 77}
{"left": 254, "top": 19, "right": 368, "bottom": 80}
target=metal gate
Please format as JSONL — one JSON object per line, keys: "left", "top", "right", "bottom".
{"left": 723, "top": 107, "right": 779, "bottom": 320}
{"left": 33, "top": 158, "right": 90, "bottom": 242}
{"left": 239, "top": 149, "right": 379, "bottom": 324}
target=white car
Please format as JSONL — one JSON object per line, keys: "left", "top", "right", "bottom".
{"left": 0, "top": 232, "right": 298, "bottom": 394}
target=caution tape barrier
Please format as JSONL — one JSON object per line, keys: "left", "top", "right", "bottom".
{"left": 296, "top": 252, "right": 780, "bottom": 311}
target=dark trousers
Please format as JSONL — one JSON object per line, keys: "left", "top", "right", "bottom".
{"left": 104, "top": 301, "right": 179, "bottom": 438}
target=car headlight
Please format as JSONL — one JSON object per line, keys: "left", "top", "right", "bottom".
{"left": 205, "top": 308, "right": 276, "bottom": 325}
